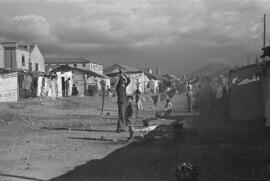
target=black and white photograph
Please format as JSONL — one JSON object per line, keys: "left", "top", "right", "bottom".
{"left": 0, "top": 0, "right": 270, "bottom": 180}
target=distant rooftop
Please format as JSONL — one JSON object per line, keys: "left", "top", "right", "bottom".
{"left": 1, "top": 41, "right": 36, "bottom": 52}
{"left": 45, "top": 57, "right": 102, "bottom": 65}
{"left": 104, "top": 64, "right": 142, "bottom": 75}
{"left": 50, "top": 65, "right": 107, "bottom": 78}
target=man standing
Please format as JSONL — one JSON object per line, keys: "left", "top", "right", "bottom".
{"left": 116, "top": 72, "right": 130, "bottom": 132}
{"left": 187, "top": 81, "right": 193, "bottom": 112}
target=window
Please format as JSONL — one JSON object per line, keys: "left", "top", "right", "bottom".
{"left": 35, "top": 63, "right": 39, "bottom": 71}
{"left": 82, "top": 63, "right": 86, "bottom": 67}
{"left": 74, "top": 64, "right": 77, "bottom": 68}
{"left": 29, "top": 62, "right": 32, "bottom": 71}
{"left": 22, "top": 55, "right": 25, "bottom": 66}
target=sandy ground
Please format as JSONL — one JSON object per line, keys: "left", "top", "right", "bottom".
{"left": 0, "top": 94, "right": 177, "bottom": 181}
{"left": 0, "top": 94, "right": 270, "bottom": 181}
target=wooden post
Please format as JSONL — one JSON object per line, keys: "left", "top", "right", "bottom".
{"left": 136, "top": 79, "right": 139, "bottom": 119}
{"left": 263, "top": 13, "right": 266, "bottom": 62}
{"left": 100, "top": 79, "right": 105, "bottom": 116}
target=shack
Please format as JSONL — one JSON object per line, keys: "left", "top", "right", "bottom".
{"left": 50, "top": 65, "right": 108, "bottom": 97}
{"left": 228, "top": 64, "right": 264, "bottom": 120}
{"left": 258, "top": 61, "right": 270, "bottom": 126}
{"left": 0, "top": 69, "right": 50, "bottom": 102}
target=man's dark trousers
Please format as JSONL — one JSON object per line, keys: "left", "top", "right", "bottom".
{"left": 117, "top": 103, "right": 126, "bottom": 131}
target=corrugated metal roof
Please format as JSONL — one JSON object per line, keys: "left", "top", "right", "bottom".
{"left": 50, "top": 65, "right": 107, "bottom": 78}
{"left": 104, "top": 64, "right": 142, "bottom": 76}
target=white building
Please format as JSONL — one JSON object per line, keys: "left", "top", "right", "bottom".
{"left": 0, "top": 44, "right": 4, "bottom": 68}
{"left": 0, "top": 41, "right": 45, "bottom": 72}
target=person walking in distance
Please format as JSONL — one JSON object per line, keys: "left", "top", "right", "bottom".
{"left": 116, "top": 71, "right": 131, "bottom": 132}
{"left": 135, "top": 88, "right": 143, "bottom": 110}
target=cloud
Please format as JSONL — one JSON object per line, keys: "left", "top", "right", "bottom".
{"left": 12, "top": 15, "right": 50, "bottom": 37}
{"left": 0, "top": 0, "right": 269, "bottom": 73}
{"left": 43, "top": 0, "right": 270, "bottom": 72}
{"left": 49, "top": 0, "right": 269, "bottom": 49}
{"left": 0, "top": 14, "right": 50, "bottom": 41}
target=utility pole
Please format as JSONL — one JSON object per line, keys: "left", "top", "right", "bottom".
{"left": 100, "top": 80, "right": 105, "bottom": 116}
{"left": 263, "top": 13, "right": 266, "bottom": 61}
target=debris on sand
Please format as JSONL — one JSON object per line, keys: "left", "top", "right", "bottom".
{"left": 135, "top": 125, "right": 157, "bottom": 133}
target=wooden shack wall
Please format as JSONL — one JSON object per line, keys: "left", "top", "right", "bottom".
{"left": 0, "top": 72, "right": 18, "bottom": 102}
{"left": 229, "top": 65, "right": 264, "bottom": 120}
{"left": 261, "top": 66, "right": 270, "bottom": 126}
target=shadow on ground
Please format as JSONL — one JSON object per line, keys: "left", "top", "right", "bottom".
{"left": 50, "top": 126, "right": 186, "bottom": 181}
{"left": 49, "top": 99, "right": 270, "bottom": 181}
{"left": 0, "top": 174, "right": 45, "bottom": 181}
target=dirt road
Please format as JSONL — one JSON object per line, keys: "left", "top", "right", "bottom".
{"left": 1, "top": 95, "right": 270, "bottom": 181}
{"left": 0, "top": 95, "right": 174, "bottom": 181}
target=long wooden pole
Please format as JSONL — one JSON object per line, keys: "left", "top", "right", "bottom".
{"left": 100, "top": 80, "right": 105, "bottom": 116}
{"left": 263, "top": 13, "right": 266, "bottom": 61}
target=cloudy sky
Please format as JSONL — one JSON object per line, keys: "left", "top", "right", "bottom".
{"left": 0, "top": 0, "right": 269, "bottom": 74}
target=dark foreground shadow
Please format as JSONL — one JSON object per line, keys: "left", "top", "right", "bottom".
{"left": 49, "top": 111, "right": 270, "bottom": 181}
{"left": 50, "top": 133, "right": 184, "bottom": 181}
{"left": 0, "top": 174, "right": 45, "bottom": 181}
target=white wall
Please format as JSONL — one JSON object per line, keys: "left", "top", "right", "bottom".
{"left": 69, "top": 63, "right": 90, "bottom": 70}
{"left": 30, "top": 45, "right": 45, "bottom": 72}
{"left": 89, "top": 63, "right": 103, "bottom": 75}
{"left": 16, "top": 49, "right": 30, "bottom": 70}
{"left": 126, "top": 72, "right": 150, "bottom": 94}
{"left": 0, "top": 45, "right": 4, "bottom": 68}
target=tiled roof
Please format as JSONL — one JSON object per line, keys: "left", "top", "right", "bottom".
{"left": 118, "top": 64, "right": 141, "bottom": 72}
{"left": 45, "top": 58, "right": 90, "bottom": 64}
{"left": 45, "top": 57, "right": 102, "bottom": 65}
{"left": 104, "top": 64, "right": 142, "bottom": 76}
{"left": 162, "top": 74, "right": 179, "bottom": 80}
